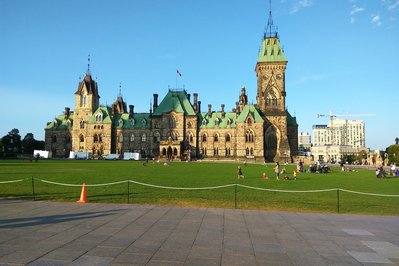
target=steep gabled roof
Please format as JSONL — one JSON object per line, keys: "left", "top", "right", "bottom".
{"left": 45, "top": 114, "right": 73, "bottom": 130}
{"left": 258, "top": 37, "right": 287, "bottom": 63}
{"left": 199, "top": 112, "right": 237, "bottom": 129}
{"left": 153, "top": 90, "right": 196, "bottom": 116}
{"left": 114, "top": 113, "right": 151, "bottom": 129}
{"left": 237, "top": 105, "right": 264, "bottom": 123}
{"left": 87, "top": 106, "right": 112, "bottom": 124}
{"left": 75, "top": 73, "right": 99, "bottom": 96}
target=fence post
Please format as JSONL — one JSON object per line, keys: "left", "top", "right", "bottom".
{"left": 234, "top": 184, "right": 237, "bottom": 209}
{"left": 31, "top": 176, "right": 35, "bottom": 201}
{"left": 127, "top": 180, "right": 130, "bottom": 204}
{"left": 337, "top": 188, "right": 340, "bottom": 213}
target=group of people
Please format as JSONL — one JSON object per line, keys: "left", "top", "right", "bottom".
{"left": 237, "top": 162, "right": 297, "bottom": 181}
{"left": 376, "top": 163, "right": 399, "bottom": 178}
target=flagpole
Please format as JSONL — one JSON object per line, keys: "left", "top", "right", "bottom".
{"left": 176, "top": 71, "right": 178, "bottom": 89}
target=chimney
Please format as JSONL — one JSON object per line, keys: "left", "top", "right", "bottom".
{"left": 65, "top": 107, "right": 70, "bottom": 118}
{"left": 193, "top": 93, "right": 198, "bottom": 112}
{"left": 129, "top": 105, "right": 134, "bottom": 117}
{"left": 235, "top": 101, "right": 240, "bottom": 114}
{"left": 153, "top": 94, "right": 158, "bottom": 109}
{"left": 221, "top": 104, "right": 225, "bottom": 117}
{"left": 208, "top": 104, "right": 212, "bottom": 118}
{"left": 198, "top": 101, "right": 201, "bottom": 113}
{"left": 187, "top": 93, "right": 191, "bottom": 103}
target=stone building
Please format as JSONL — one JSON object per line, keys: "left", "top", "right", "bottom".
{"left": 45, "top": 9, "right": 298, "bottom": 162}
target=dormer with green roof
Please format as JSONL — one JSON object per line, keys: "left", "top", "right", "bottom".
{"left": 153, "top": 90, "right": 196, "bottom": 116}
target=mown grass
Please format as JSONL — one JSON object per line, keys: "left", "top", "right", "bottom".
{"left": 0, "top": 160, "right": 398, "bottom": 215}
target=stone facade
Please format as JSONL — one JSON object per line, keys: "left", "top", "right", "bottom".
{"left": 45, "top": 20, "right": 298, "bottom": 162}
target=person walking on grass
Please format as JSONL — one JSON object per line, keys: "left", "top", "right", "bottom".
{"left": 237, "top": 166, "right": 244, "bottom": 179}
{"left": 274, "top": 162, "right": 280, "bottom": 180}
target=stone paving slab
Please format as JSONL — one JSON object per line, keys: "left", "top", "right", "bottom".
{"left": 1, "top": 200, "right": 399, "bottom": 265}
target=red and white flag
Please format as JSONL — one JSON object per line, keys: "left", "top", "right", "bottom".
{"left": 176, "top": 69, "right": 182, "bottom": 77}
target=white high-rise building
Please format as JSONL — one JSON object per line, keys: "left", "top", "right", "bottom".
{"left": 312, "top": 119, "right": 365, "bottom": 148}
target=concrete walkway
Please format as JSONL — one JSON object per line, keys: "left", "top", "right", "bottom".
{"left": 0, "top": 200, "right": 398, "bottom": 266}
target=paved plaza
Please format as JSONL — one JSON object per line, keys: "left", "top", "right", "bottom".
{"left": 0, "top": 200, "right": 399, "bottom": 265}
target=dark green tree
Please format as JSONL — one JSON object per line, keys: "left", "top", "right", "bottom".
{"left": 385, "top": 144, "right": 399, "bottom": 165}
{"left": 1, "top": 129, "right": 22, "bottom": 157}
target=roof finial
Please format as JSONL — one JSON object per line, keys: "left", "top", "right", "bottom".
{"left": 87, "top": 54, "right": 91, "bottom": 75}
{"left": 265, "top": 0, "right": 278, "bottom": 39}
{"left": 118, "top": 82, "right": 122, "bottom": 98}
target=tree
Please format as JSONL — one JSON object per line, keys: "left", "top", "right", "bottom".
{"left": 22, "top": 133, "right": 45, "bottom": 154}
{"left": 1, "top": 129, "right": 22, "bottom": 157}
{"left": 385, "top": 144, "right": 399, "bottom": 165}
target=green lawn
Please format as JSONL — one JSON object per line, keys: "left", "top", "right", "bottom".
{"left": 0, "top": 160, "right": 398, "bottom": 215}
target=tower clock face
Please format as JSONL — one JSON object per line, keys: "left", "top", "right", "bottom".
{"left": 276, "top": 74, "right": 282, "bottom": 80}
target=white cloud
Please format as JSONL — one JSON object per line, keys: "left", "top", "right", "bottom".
{"left": 371, "top": 15, "right": 382, "bottom": 26}
{"left": 389, "top": 0, "right": 399, "bottom": 10}
{"left": 290, "top": 0, "right": 313, "bottom": 14}
{"left": 350, "top": 6, "right": 365, "bottom": 15}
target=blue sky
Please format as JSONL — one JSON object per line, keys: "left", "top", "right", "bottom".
{"left": 1, "top": 0, "right": 398, "bottom": 150}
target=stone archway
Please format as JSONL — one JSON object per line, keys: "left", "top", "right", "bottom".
{"left": 265, "top": 125, "right": 280, "bottom": 161}
{"left": 167, "top": 146, "right": 172, "bottom": 160}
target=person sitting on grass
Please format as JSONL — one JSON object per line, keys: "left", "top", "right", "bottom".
{"left": 262, "top": 172, "right": 268, "bottom": 180}
{"left": 280, "top": 167, "right": 286, "bottom": 174}
{"left": 237, "top": 166, "right": 244, "bottom": 179}
{"left": 293, "top": 170, "right": 297, "bottom": 180}
{"left": 284, "top": 175, "right": 289, "bottom": 180}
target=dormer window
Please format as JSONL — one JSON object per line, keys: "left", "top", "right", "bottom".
{"left": 95, "top": 114, "right": 103, "bottom": 122}
{"left": 247, "top": 117, "right": 252, "bottom": 126}
{"left": 202, "top": 119, "right": 207, "bottom": 126}
{"left": 226, "top": 119, "right": 231, "bottom": 126}
{"left": 141, "top": 119, "right": 147, "bottom": 127}
{"left": 130, "top": 119, "right": 135, "bottom": 126}
{"left": 118, "top": 119, "right": 123, "bottom": 127}
{"left": 53, "top": 120, "right": 58, "bottom": 126}
{"left": 215, "top": 118, "right": 220, "bottom": 126}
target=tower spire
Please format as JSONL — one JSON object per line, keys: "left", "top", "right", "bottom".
{"left": 86, "top": 54, "right": 91, "bottom": 75}
{"left": 265, "top": 0, "right": 278, "bottom": 39}
{"left": 118, "top": 82, "right": 123, "bottom": 98}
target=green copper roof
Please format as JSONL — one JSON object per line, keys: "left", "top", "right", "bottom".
{"left": 258, "top": 37, "right": 287, "bottom": 62}
{"left": 88, "top": 106, "right": 112, "bottom": 124}
{"left": 45, "top": 114, "right": 73, "bottom": 130}
{"left": 237, "top": 105, "right": 264, "bottom": 123}
{"left": 199, "top": 112, "right": 237, "bottom": 129}
{"left": 286, "top": 110, "right": 298, "bottom": 127}
{"left": 153, "top": 90, "right": 196, "bottom": 116}
{"left": 114, "top": 113, "right": 151, "bottom": 129}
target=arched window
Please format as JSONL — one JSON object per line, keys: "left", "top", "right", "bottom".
{"left": 250, "top": 147, "right": 254, "bottom": 155}
{"left": 162, "top": 148, "right": 166, "bottom": 156}
{"left": 141, "top": 133, "right": 146, "bottom": 142}
{"left": 130, "top": 119, "right": 135, "bottom": 126}
{"left": 173, "top": 148, "right": 178, "bottom": 156}
{"left": 202, "top": 119, "right": 207, "bottom": 126}
{"left": 214, "top": 134, "right": 219, "bottom": 142}
{"left": 226, "top": 133, "right": 231, "bottom": 142}
{"left": 153, "top": 132, "right": 160, "bottom": 143}
{"left": 245, "top": 130, "right": 254, "bottom": 143}
{"left": 93, "top": 134, "right": 98, "bottom": 143}
{"left": 79, "top": 134, "right": 84, "bottom": 142}
{"left": 80, "top": 95, "right": 87, "bottom": 106}
{"left": 169, "top": 117, "right": 176, "bottom": 128}
{"left": 52, "top": 135, "right": 57, "bottom": 143}
{"left": 80, "top": 120, "right": 85, "bottom": 129}
{"left": 94, "top": 125, "right": 97, "bottom": 129}
{"left": 188, "top": 132, "right": 193, "bottom": 143}
{"left": 130, "top": 134, "right": 135, "bottom": 142}
{"left": 142, "top": 119, "right": 147, "bottom": 127}
{"left": 246, "top": 147, "right": 249, "bottom": 155}
{"left": 226, "top": 119, "right": 231, "bottom": 126}
{"left": 247, "top": 117, "right": 252, "bottom": 126}
{"left": 188, "top": 122, "right": 192, "bottom": 128}
{"left": 202, "top": 134, "right": 207, "bottom": 142}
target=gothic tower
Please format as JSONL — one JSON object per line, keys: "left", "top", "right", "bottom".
{"left": 256, "top": 3, "right": 291, "bottom": 162}
{"left": 72, "top": 58, "right": 100, "bottom": 151}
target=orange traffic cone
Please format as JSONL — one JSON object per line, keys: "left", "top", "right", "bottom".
{"left": 77, "top": 183, "right": 87, "bottom": 203}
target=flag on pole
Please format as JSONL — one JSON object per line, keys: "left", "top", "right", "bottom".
{"left": 177, "top": 69, "right": 182, "bottom": 77}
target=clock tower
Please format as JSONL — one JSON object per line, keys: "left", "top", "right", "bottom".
{"left": 256, "top": 3, "right": 294, "bottom": 162}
